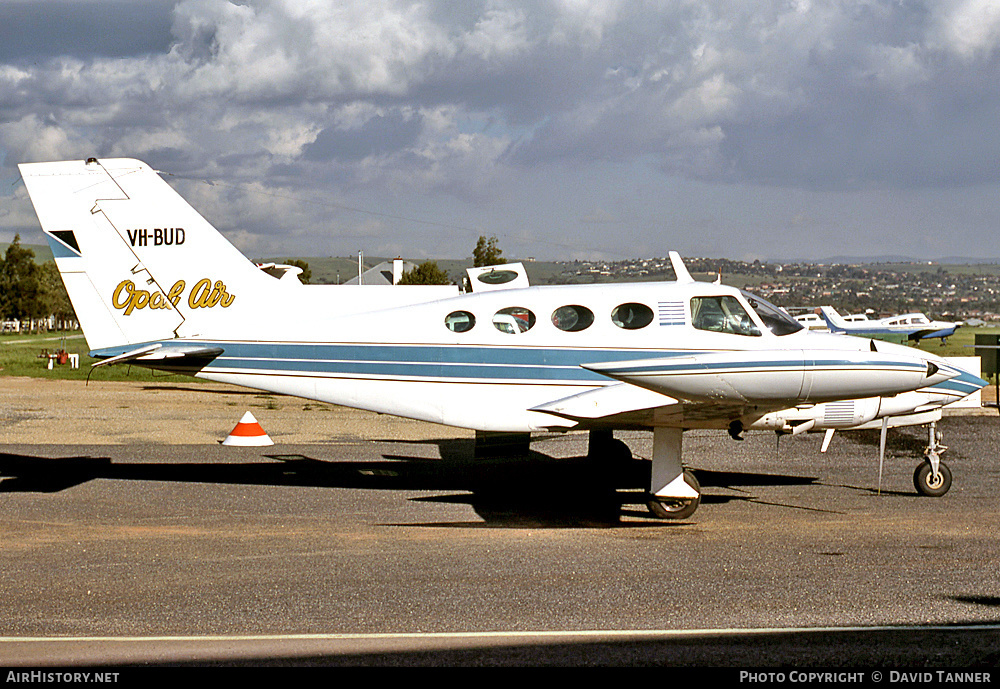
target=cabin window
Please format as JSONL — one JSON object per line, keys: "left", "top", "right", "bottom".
{"left": 493, "top": 307, "right": 536, "bottom": 334}
{"left": 551, "top": 305, "right": 594, "bottom": 332}
{"left": 611, "top": 303, "right": 654, "bottom": 330}
{"left": 690, "top": 296, "right": 761, "bottom": 336}
{"left": 444, "top": 310, "right": 476, "bottom": 333}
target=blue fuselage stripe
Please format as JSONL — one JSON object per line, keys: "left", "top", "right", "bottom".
{"left": 95, "top": 341, "right": 703, "bottom": 383}
{"left": 90, "top": 340, "right": 986, "bottom": 392}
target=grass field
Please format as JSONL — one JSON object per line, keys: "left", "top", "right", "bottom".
{"left": 0, "top": 332, "right": 191, "bottom": 383}
{"left": 913, "top": 324, "right": 998, "bottom": 362}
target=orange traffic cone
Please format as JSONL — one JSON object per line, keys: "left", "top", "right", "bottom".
{"left": 222, "top": 411, "right": 274, "bottom": 446}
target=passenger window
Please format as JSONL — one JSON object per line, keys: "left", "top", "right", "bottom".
{"left": 690, "top": 296, "right": 761, "bottom": 336}
{"left": 493, "top": 307, "right": 536, "bottom": 334}
{"left": 611, "top": 303, "right": 654, "bottom": 330}
{"left": 551, "top": 305, "right": 594, "bottom": 332}
{"left": 444, "top": 310, "right": 476, "bottom": 333}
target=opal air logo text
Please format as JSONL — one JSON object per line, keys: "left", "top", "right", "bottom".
{"left": 112, "top": 279, "right": 235, "bottom": 315}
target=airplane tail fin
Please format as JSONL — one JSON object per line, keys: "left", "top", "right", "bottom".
{"left": 18, "top": 158, "right": 275, "bottom": 350}
{"left": 817, "top": 306, "right": 848, "bottom": 333}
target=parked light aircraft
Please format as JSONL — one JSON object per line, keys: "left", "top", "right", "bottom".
{"left": 18, "top": 158, "right": 988, "bottom": 519}
{"left": 818, "top": 306, "right": 961, "bottom": 343}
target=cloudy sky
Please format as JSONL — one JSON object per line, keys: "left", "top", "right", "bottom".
{"left": 2, "top": 0, "right": 999, "bottom": 262}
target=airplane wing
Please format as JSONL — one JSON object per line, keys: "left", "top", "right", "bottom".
{"left": 531, "top": 345, "right": 961, "bottom": 431}
{"left": 530, "top": 382, "right": 753, "bottom": 429}
{"left": 531, "top": 382, "right": 676, "bottom": 421}
{"left": 909, "top": 327, "right": 957, "bottom": 341}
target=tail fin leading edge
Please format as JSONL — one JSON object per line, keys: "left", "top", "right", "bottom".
{"left": 817, "top": 306, "right": 849, "bottom": 333}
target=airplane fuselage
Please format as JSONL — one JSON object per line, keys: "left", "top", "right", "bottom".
{"left": 91, "top": 280, "right": 981, "bottom": 433}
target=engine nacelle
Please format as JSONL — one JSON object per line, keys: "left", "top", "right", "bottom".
{"left": 749, "top": 397, "right": 882, "bottom": 434}
{"left": 584, "top": 349, "right": 957, "bottom": 405}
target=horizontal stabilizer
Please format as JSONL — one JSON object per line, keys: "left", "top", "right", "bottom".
{"left": 92, "top": 342, "right": 224, "bottom": 368}
{"left": 91, "top": 343, "right": 162, "bottom": 368}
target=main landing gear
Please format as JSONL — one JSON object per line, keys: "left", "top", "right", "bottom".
{"left": 589, "top": 428, "right": 701, "bottom": 520}
{"left": 913, "top": 421, "right": 952, "bottom": 497}
{"left": 646, "top": 427, "right": 700, "bottom": 519}
{"left": 646, "top": 469, "right": 700, "bottom": 520}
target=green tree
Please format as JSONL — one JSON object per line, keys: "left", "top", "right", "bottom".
{"left": 38, "top": 261, "right": 76, "bottom": 327}
{"left": 284, "top": 258, "right": 311, "bottom": 284}
{"left": 398, "top": 261, "right": 452, "bottom": 285}
{"left": 473, "top": 235, "right": 505, "bottom": 267}
{"left": 0, "top": 234, "right": 42, "bottom": 321}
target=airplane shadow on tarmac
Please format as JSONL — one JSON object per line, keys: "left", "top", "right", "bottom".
{"left": 0, "top": 440, "right": 819, "bottom": 528}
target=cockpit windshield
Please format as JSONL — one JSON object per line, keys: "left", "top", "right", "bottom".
{"left": 740, "top": 290, "right": 803, "bottom": 336}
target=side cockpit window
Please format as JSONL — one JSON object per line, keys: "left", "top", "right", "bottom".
{"left": 690, "top": 296, "right": 761, "bottom": 336}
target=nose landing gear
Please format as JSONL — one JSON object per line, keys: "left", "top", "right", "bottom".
{"left": 913, "top": 421, "right": 951, "bottom": 497}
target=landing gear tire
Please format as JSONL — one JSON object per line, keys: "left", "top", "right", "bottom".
{"left": 647, "top": 470, "right": 701, "bottom": 520}
{"left": 913, "top": 461, "right": 952, "bottom": 497}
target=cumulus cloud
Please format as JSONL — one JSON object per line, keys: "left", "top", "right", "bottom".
{"left": 931, "top": 0, "right": 1000, "bottom": 61}
{"left": 1, "top": 0, "right": 999, "bottom": 259}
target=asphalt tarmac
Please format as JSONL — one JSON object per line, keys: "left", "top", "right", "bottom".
{"left": 1, "top": 407, "right": 999, "bottom": 667}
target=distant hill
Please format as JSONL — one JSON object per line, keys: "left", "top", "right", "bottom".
{"left": 796, "top": 255, "right": 1000, "bottom": 265}
{"left": 8, "top": 241, "right": 1000, "bottom": 272}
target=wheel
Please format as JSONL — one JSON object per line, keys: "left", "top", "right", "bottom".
{"left": 646, "top": 470, "right": 701, "bottom": 520}
{"left": 913, "top": 461, "right": 952, "bottom": 497}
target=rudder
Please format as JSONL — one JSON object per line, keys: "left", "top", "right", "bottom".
{"left": 19, "top": 158, "right": 273, "bottom": 349}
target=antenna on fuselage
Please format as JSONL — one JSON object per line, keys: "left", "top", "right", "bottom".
{"left": 669, "top": 251, "right": 695, "bottom": 284}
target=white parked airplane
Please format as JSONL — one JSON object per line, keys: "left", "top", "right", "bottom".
{"left": 818, "top": 306, "right": 961, "bottom": 343}
{"left": 18, "top": 158, "right": 988, "bottom": 519}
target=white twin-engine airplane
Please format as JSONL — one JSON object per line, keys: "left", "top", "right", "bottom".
{"left": 18, "top": 158, "right": 988, "bottom": 520}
